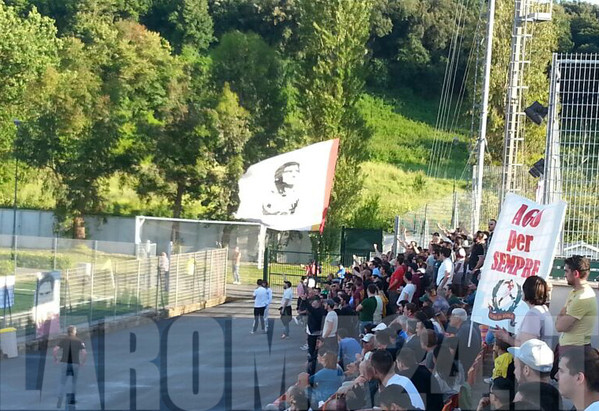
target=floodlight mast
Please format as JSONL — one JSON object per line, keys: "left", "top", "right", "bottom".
{"left": 472, "top": 0, "right": 496, "bottom": 233}
{"left": 499, "top": 0, "right": 553, "bottom": 208}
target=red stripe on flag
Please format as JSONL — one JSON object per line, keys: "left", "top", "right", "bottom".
{"left": 319, "top": 139, "right": 340, "bottom": 234}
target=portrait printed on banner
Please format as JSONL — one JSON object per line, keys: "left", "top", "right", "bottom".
{"left": 262, "top": 161, "right": 301, "bottom": 216}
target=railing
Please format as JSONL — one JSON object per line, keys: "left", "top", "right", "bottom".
{"left": 0, "top": 248, "right": 227, "bottom": 337}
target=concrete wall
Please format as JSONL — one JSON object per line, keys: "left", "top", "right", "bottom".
{"left": 0, "top": 208, "right": 325, "bottom": 258}
{"left": 0, "top": 208, "right": 136, "bottom": 243}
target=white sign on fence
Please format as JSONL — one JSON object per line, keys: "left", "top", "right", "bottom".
{"left": 471, "top": 193, "right": 566, "bottom": 331}
{"left": 0, "top": 276, "right": 15, "bottom": 309}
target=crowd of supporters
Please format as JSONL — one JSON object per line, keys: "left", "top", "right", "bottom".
{"left": 256, "top": 221, "right": 599, "bottom": 411}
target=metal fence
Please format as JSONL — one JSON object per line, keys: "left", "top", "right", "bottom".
{"left": 397, "top": 165, "right": 540, "bottom": 245}
{"left": 0, "top": 248, "right": 227, "bottom": 337}
{"left": 544, "top": 53, "right": 599, "bottom": 256}
{"left": 0, "top": 234, "right": 157, "bottom": 278}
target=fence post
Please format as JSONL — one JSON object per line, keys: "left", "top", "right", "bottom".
{"left": 262, "top": 247, "right": 269, "bottom": 283}
{"left": 113, "top": 260, "right": 117, "bottom": 322}
{"left": 90, "top": 266, "right": 95, "bottom": 324}
{"left": 13, "top": 235, "right": 17, "bottom": 274}
{"left": 208, "top": 249, "right": 213, "bottom": 300}
{"left": 224, "top": 247, "right": 228, "bottom": 295}
{"left": 53, "top": 237, "right": 58, "bottom": 271}
{"left": 136, "top": 259, "right": 141, "bottom": 315}
{"left": 174, "top": 254, "right": 180, "bottom": 307}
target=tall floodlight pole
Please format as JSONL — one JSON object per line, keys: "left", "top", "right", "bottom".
{"left": 499, "top": 0, "right": 552, "bottom": 208}
{"left": 473, "top": 0, "right": 496, "bottom": 233}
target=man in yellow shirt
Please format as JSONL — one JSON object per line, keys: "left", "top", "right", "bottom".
{"left": 554, "top": 255, "right": 598, "bottom": 378}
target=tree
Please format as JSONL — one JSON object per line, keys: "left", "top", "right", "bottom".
{"left": 561, "top": 2, "right": 599, "bottom": 53}
{"left": 142, "top": 0, "right": 213, "bottom": 53}
{"left": 211, "top": 30, "right": 289, "bottom": 163}
{"left": 135, "top": 49, "right": 251, "bottom": 226}
{"left": 295, "top": 0, "right": 374, "bottom": 251}
{"left": 202, "top": 83, "right": 252, "bottom": 219}
{"left": 17, "top": 20, "right": 178, "bottom": 237}
{"left": 367, "top": 0, "right": 478, "bottom": 94}
{"left": 0, "top": 1, "right": 59, "bottom": 106}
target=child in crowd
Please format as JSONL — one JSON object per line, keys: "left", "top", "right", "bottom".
{"left": 491, "top": 339, "right": 514, "bottom": 381}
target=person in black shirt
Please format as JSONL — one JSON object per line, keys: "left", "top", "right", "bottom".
{"left": 334, "top": 294, "right": 358, "bottom": 338}
{"left": 53, "top": 325, "right": 87, "bottom": 408}
{"left": 304, "top": 296, "right": 327, "bottom": 375}
{"left": 467, "top": 232, "right": 486, "bottom": 285}
{"left": 396, "top": 347, "right": 444, "bottom": 411}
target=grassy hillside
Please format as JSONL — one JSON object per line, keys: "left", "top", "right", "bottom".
{"left": 357, "top": 92, "right": 471, "bottom": 229}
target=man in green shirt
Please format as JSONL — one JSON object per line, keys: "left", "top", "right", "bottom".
{"left": 356, "top": 284, "right": 378, "bottom": 334}
{"left": 554, "top": 255, "right": 598, "bottom": 378}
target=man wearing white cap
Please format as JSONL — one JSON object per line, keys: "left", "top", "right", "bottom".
{"left": 509, "top": 339, "right": 562, "bottom": 410}
{"left": 508, "top": 338, "right": 554, "bottom": 384}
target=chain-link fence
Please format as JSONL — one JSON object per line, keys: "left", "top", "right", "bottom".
{"left": 0, "top": 247, "right": 227, "bottom": 338}
{"left": 265, "top": 249, "right": 370, "bottom": 292}
{"left": 397, "top": 165, "right": 540, "bottom": 245}
{"left": 544, "top": 53, "right": 599, "bottom": 257}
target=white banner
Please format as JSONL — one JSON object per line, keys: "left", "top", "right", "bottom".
{"left": 33, "top": 271, "right": 61, "bottom": 338}
{"left": 235, "top": 139, "right": 339, "bottom": 231}
{"left": 471, "top": 193, "right": 566, "bottom": 330}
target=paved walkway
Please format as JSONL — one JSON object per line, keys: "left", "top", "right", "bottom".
{"left": 195, "top": 284, "right": 283, "bottom": 319}
{"left": 0, "top": 283, "right": 308, "bottom": 411}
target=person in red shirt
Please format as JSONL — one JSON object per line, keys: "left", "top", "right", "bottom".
{"left": 388, "top": 255, "right": 406, "bottom": 313}
{"left": 353, "top": 276, "right": 364, "bottom": 308}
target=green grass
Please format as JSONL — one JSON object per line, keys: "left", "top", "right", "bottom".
{"left": 355, "top": 91, "right": 471, "bottom": 230}
{"left": 361, "top": 162, "right": 469, "bottom": 223}
{"left": 358, "top": 93, "right": 470, "bottom": 178}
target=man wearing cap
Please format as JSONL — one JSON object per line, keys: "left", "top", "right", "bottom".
{"left": 558, "top": 345, "right": 599, "bottom": 411}
{"left": 508, "top": 338, "right": 554, "bottom": 384}
{"left": 508, "top": 339, "right": 562, "bottom": 411}
{"left": 322, "top": 299, "right": 339, "bottom": 353}
{"left": 360, "top": 333, "right": 376, "bottom": 360}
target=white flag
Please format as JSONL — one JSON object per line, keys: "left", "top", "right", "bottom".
{"left": 236, "top": 139, "right": 339, "bottom": 231}
{"left": 471, "top": 193, "right": 566, "bottom": 330}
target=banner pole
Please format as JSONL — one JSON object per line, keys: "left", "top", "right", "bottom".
{"left": 467, "top": 319, "right": 474, "bottom": 348}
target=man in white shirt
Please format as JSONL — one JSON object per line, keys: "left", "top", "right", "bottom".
{"left": 398, "top": 272, "right": 416, "bottom": 303}
{"left": 252, "top": 280, "right": 269, "bottom": 334}
{"left": 322, "top": 299, "right": 339, "bottom": 352}
{"left": 279, "top": 281, "right": 293, "bottom": 338}
{"left": 437, "top": 247, "right": 454, "bottom": 288}
{"left": 558, "top": 346, "right": 599, "bottom": 411}
{"left": 370, "top": 349, "right": 425, "bottom": 409}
